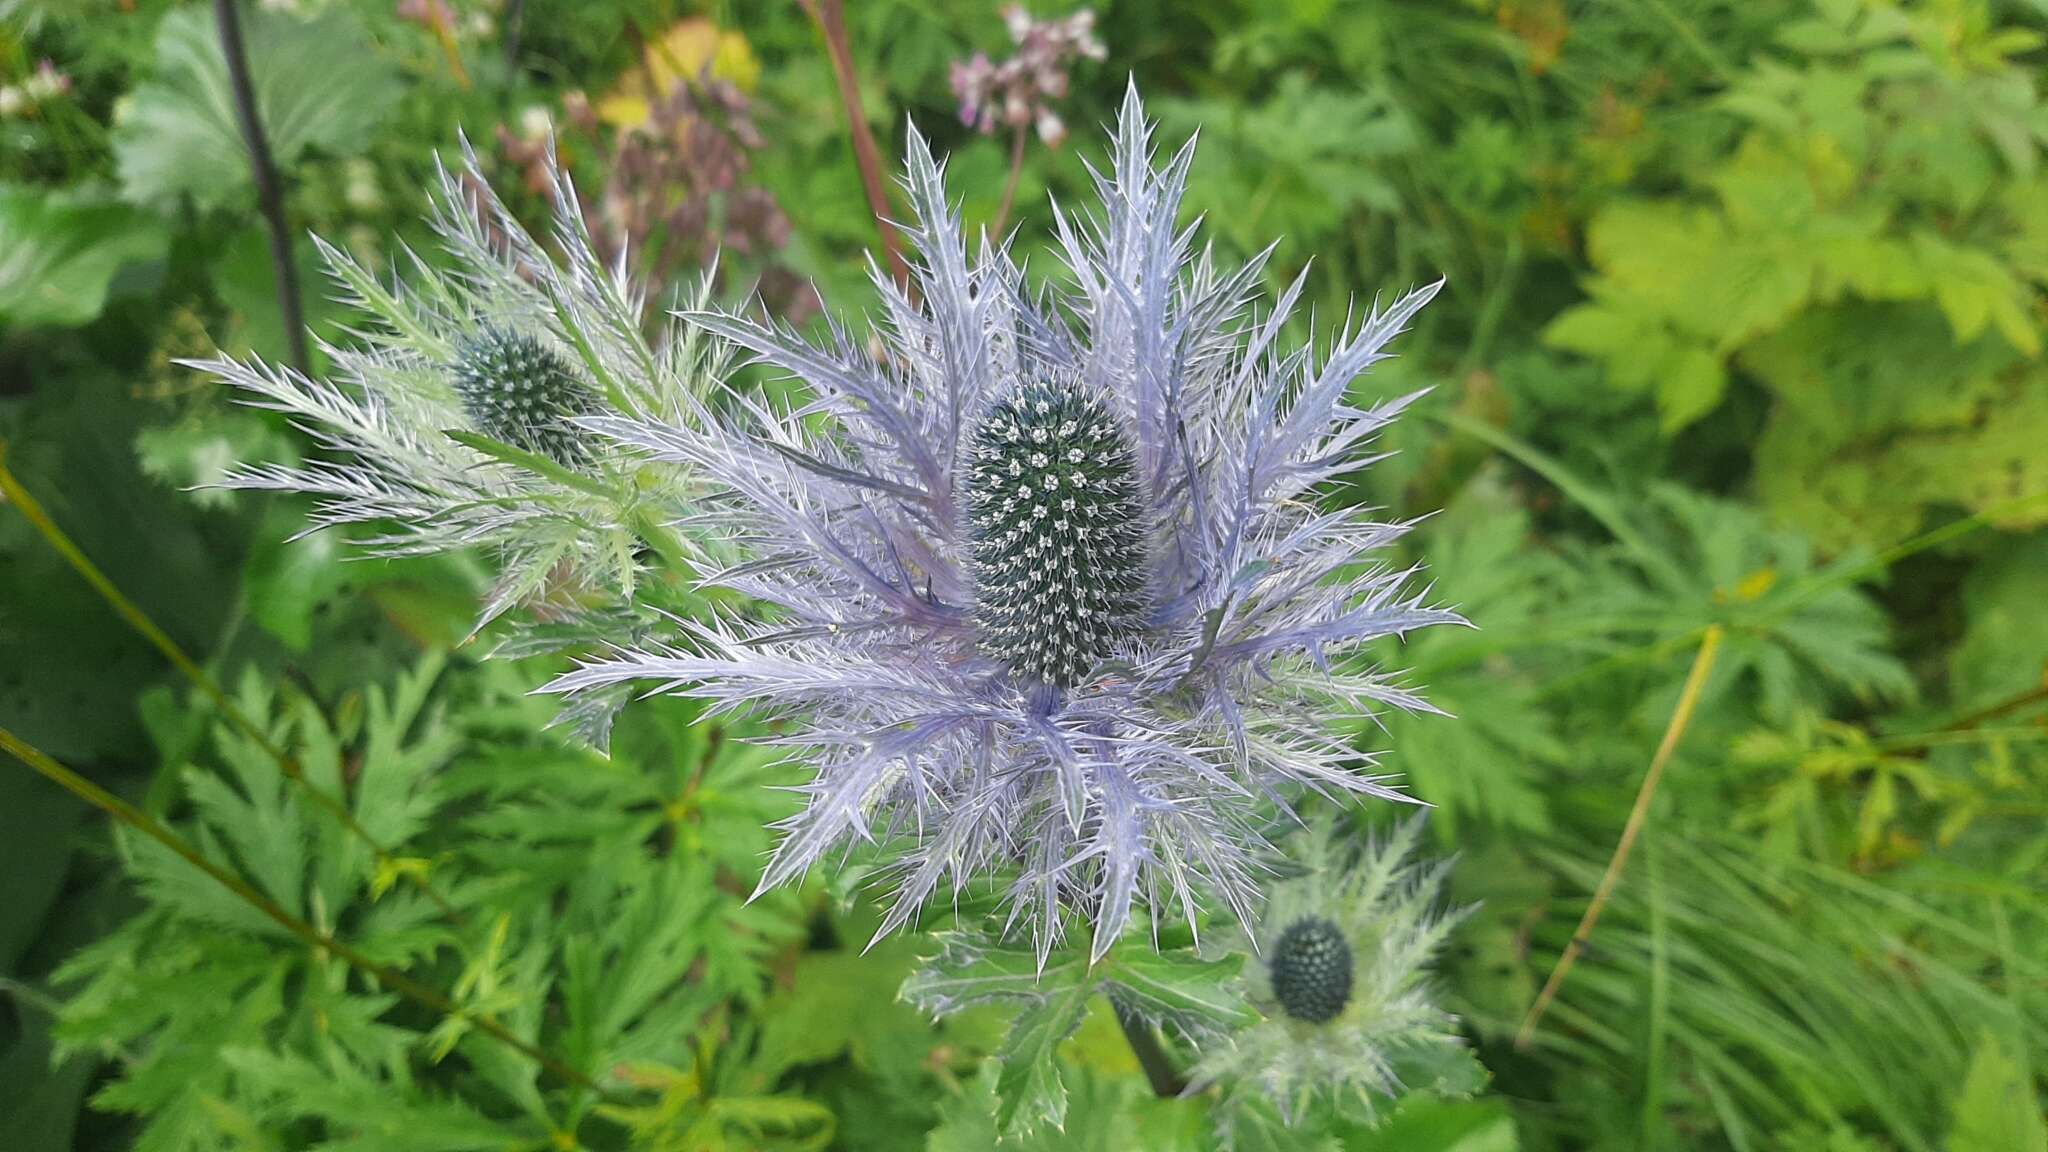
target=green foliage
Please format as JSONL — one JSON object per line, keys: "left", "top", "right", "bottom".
{"left": 0, "top": 186, "right": 164, "bottom": 327}
{"left": 925, "top": 1060, "right": 1208, "bottom": 1151}
{"left": 1948, "top": 1032, "right": 2048, "bottom": 1152}
{"left": 1543, "top": 0, "right": 2048, "bottom": 547}
{"left": 904, "top": 930, "right": 1251, "bottom": 1137}
{"left": 8, "top": 0, "right": 2048, "bottom": 1149}
{"left": 113, "top": 6, "right": 398, "bottom": 213}
{"left": 43, "top": 649, "right": 821, "bottom": 1151}
{"left": 1158, "top": 73, "right": 1415, "bottom": 266}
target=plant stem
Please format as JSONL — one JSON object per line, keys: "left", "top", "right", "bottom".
{"left": 0, "top": 724, "right": 616, "bottom": 1102}
{"left": 215, "top": 0, "right": 311, "bottom": 377}
{"left": 427, "top": 8, "right": 473, "bottom": 90}
{"left": 0, "top": 448, "right": 462, "bottom": 923}
{"left": 800, "top": 0, "right": 908, "bottom": 287}
{"left": 502, "top": 0, "right": 525, "bottom": 76}
{"left": 1112, "top": 998, "right": 1186, "bottom": 1098}
{"left": 992, "top": 124, "right": 1027, "bottom": 237}
{"left": 1939, "top": 682, "right": 2048, "bottom": 733}
{"left": 1516, "top": 623, "right": 1724, "bottom": 1050}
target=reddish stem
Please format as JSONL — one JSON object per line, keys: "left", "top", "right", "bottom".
{"left": 992, "top": 123, "right": 1028, "bottom": 237}
{"left": 801, "top": 0, "right": 908, "bottom": 287}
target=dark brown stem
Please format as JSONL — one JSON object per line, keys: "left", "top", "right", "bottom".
{"left": 1940, "top": 681, "right": 2048, "bottom": 734}
{"left": 1112, "top": 998, "right": 1186, "bottom": 1098}
{"left": 800, "top": 0, "right": 908, "bottom": 287}
{"left": 215, "top": 0, "right": 311, "bottom": 376}
{"left": 502, "top": 0, "right": 525, "bottom": 77}
{"left": 992, "top": 123, "right": 1027, "bottom": 237}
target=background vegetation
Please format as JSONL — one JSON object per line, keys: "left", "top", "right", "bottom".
{"left": 3, "top": 0, "right": 2045, "bottom": 1149}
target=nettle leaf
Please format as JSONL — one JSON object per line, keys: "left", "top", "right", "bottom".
{"left": 114, "top": 6, "right": 398, "bottom": 212}
{"left": 904, "top": 932, "right": 1249, "bottom": 1137}
{"left": 0, "top": 186, "right": 167, "bottom": 328}
{"left": 996, "top": 972, "right": 1094, "bottom": 1134}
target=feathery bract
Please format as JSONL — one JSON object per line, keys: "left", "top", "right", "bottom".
{"left": 190, "top": 141, "right": 724, "bottom": 646}
{"left": 1189, "top": 815, "right": 1471, "bottom": 1138}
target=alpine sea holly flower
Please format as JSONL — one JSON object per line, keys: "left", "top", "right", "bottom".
{"left": 548, "top": 86, "right": 1462, "bottom": 959}
{"left": 1189, "top": 815, "right": 1471, "bottom": 1138}
{"left": 190, "top": 142, "right": 724, "bottom": 639}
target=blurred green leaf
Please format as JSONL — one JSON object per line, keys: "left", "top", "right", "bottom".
{"left": 1950, "top": 532, "right": 2048, "bottom": 710}
{"left": 113, "top": 6, "right": 398, "bottom": 212}
{"left": 210, "top": 227, "right": 344, "bottom": 366}
{"left": 1946, "top": 1032, "right": 2047, "bottom": 1152}
{"left": 0, "top": 186, "right": 166, "bottom": 328}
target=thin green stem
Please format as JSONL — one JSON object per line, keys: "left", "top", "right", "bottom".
{"left": 0, "top": 447, "right": 462, "bottom": 922}
{"left": 0, "top": 723, "right": 616, "bottom": 1101}
{"left": 1770, "top": 489, "right": 2048, "bottom": 615}
{"left": 1517, "top": 624, "right": 1725, "bottom": 1050}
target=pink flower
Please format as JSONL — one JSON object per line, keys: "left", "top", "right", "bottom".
{"left": 947, "top": 7, "right": 1104, "bottom": 145}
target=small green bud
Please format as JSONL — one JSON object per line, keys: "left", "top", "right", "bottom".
{"left": 1270, "top": 916, "right": 1353, "bottom": 1024}
{"left": 451, "top": 326, "right": 596, "bottom": 466}
{"left": 966, "top": 381, "right": 1149, "bottom": 687}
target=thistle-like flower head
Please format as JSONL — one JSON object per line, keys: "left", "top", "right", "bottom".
{"left": 1189, "top": 815, "right": 1471, "bottom": 1138}
{"left": 192, "top": 141, "right": 723, "bottom": 642}
{"left": 549, "top": 86, "right": 1462, "bottom": 958}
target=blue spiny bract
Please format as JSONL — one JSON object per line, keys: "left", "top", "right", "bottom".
{"left": 452, "top": 326, "right": 595, "bottom": 466}
{"left": 966, "top": 381, "right": 1148, "bottom": 687}
{"left": 1269, "top": 916, "right": 1354, "bottom": 1023}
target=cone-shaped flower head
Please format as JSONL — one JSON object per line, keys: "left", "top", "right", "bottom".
{"left": 1268, "top": 916, "right": 1354, "bottom": 1024}
{"left": 967, "top": 380, "right": 1150, "bottom": 686}
{"left": 1190, "top": 815, "right": 1471, "bottom": 1139}
{"left": 451, "top": 326, "right": 599, "bottom": 466}
{"left": 549, "top": 86, "right": 1463, "bottom": 959}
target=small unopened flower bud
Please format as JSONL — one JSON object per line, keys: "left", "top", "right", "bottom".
{"left": 1269, "top": 917, "right": 1354, "bottom": 1023}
